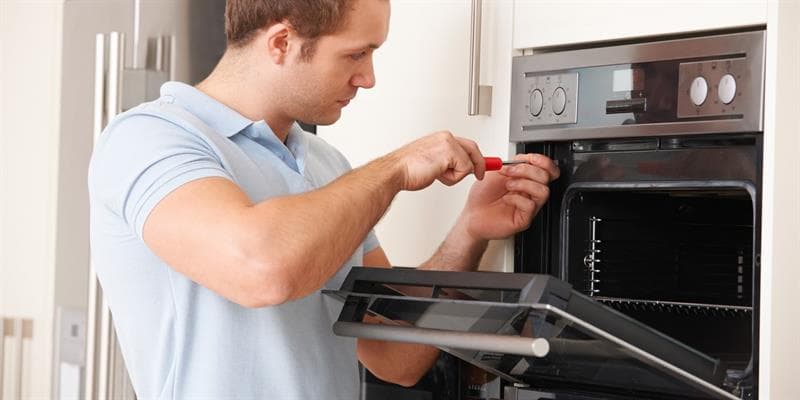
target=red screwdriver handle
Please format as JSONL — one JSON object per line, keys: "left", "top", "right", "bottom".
{"left": 484, "top": 157, "right": 503, "bottom": 171}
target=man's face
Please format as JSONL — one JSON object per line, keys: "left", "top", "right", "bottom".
{"left": 278, "top": 0, "right": 390, "bottom": 126}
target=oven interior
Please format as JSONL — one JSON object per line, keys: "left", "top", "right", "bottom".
{"left": 564, "top": 188, "right": 754, "bottom": 373}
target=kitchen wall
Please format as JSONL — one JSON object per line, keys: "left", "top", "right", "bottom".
{"left": 319, "top": 0, "right": 516, "bottom": 272}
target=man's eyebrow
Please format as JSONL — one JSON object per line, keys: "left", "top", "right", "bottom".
{"left": 347, "top": 43, "right": 381, "bottom": 51}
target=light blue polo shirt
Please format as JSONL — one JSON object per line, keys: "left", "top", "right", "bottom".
{"left": 88, "top": 81, "right": 379, "bottom": 399}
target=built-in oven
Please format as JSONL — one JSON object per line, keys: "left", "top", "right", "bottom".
{"left": 327, "top": 29, "right": 765, "bottom": 400}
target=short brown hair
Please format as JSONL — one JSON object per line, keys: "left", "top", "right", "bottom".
{"left": 225, "top": 0, "right": 353, "bottom": 59}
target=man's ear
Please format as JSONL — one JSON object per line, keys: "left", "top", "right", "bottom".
{"left": 264, "top": 22, "right": 291, "bottom": 64}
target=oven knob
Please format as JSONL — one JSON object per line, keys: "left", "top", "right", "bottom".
{"left": 718, "top": 73, "right": 737, "bottom": 104}
{"left": 529, "top": 89, "right": 544, "bottom": 116}
{"left": 690, "top": 76, "right": 708, "bottom": 106}
{"left": 552, "top": 87, "right": 567, "bottom": 115}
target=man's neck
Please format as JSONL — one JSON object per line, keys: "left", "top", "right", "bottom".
{"left": 195, "top": 53, "right": 293, "bottom": 142}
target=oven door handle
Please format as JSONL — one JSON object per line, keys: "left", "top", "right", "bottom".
{"left": 333, "top": 321, "right": 550, "bottom": 358}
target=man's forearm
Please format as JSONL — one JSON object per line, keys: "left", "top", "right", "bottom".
{"left": 246, "top": 155, "right": 402, "bottom": 301}
{"left": 420, "top": 217, "right": 489, "bottom": 272}
{"left": 358, "top": 218, "right": 490, "bottom": 387}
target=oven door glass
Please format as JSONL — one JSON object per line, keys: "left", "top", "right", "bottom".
{"left": 325, "top": 267, "right": 738, "bottom": 400}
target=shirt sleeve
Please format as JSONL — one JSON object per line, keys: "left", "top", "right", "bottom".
{"left": 363, "top": 230, "right": 381, "bottom": 254}
{"left": 89, "top": 114, "right": 233, "bottom": 239}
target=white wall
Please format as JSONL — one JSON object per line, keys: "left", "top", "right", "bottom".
{"left": 512, "top": 0, "right": 767, "bottom": 49}
{"left": 0, "top": 1, "right": 64, "bottom": 398}
{"left": 319, "top": 0, "right": 516, "bottom": 271}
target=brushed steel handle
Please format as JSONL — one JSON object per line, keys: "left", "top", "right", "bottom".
{"left": 107, "top": 32, "right": 124, "bottom": 119}
{"left": 86, "top": 32, "right": 123, "bottom": 400}
{"left": 85, "top": 33, "right": 105, "bottom": 400}
{"left": 93, "top": 34, "right": 106, "bottom": 141}
{"left": 0, "top": 318, "right": 6, "bottom": 396}
{"left": 468, "top": 0, "right": 492, "bottom": 116}
{"left": 333, "top": 321, "right": 550, "bottom": 358}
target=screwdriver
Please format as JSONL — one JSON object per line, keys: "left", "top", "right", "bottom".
{"left": 484, "top": 157, "right": 527, "bottom": 171}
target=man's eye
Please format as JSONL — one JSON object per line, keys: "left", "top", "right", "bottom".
{"left": 350, "top": 51, "right": 367, "bottom": 61}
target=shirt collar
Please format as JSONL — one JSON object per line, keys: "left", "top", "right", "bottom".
{"left": 160, "top": 81, "right": 252, "bottom": 138}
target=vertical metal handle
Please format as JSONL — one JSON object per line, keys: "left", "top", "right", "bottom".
{"left": 169, "top": 35, "right": 177, "bottom": 80}
{"left": 107, "top": 32, "right": 124, "bottom": 119}
{"left": 92, "top": 34, "right": 106, "bottom": 142}
{"left": 96, "top": 31, "right": 124, "bottom": 400}
{"left": 85, "top": 33, "right": 108, "bottom": 400}
{"left": 85, "top": 33, "right": 106, "bottom": 400}
{"left": 468, "top": 0, "right": 491, "bottom": 116}
{"left": 86, "top": 31, "right": 124, "bottom": 400}
{"left": 0, "top": 318, "right": 6, "bottom": 397}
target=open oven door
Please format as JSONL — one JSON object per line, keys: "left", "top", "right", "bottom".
{"left": 323, "top": 267, "right": 741, "bottom": 400}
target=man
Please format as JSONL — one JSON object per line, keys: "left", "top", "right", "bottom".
{"left": 88, "top": 0, "right": 559, "bottom": 398}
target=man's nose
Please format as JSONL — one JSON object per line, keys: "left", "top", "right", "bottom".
{"left": 351, "top": 59, "right": 376, "bottom": 89}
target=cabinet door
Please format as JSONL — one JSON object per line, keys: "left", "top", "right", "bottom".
{"left": 513, "top": 0, "right": 767, "bottom": 50}
{"left": 318, "top": 1, "right": 515, "bottom": 271}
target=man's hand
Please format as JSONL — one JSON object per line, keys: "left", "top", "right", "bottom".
{"left": 458, "top": 153, "right": 560, "bottom": 241}
{"left": 382, "top": 131, "right": 487, "bottom": 191}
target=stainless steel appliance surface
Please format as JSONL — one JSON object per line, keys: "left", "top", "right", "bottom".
{"left": 330, "top": 28, "right": 765, "bottom": 400}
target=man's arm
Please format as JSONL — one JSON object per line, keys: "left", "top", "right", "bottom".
{"left": 356, "top": 220, "right": 486, "bottom": 387}
{"left": 142, "top": 132, "right": 486, "bottom": 308}
{"left": 356, "top": 153, "right": 560, "bottom": 387}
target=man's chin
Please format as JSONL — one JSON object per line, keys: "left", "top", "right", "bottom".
{"left": 303, "top": 110, "right": 342, "bottom": 126}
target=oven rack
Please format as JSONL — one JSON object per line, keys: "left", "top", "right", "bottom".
{"left": 595, "top": 296, "right": 753, "bottom": 317}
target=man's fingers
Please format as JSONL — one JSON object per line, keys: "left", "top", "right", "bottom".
{"left": 506, "top": 179, "right": 550, "bottom": 204}
{"left": 503, "top": 193, "right": 537, "bottom": 215}
{"left": 455, "top": 137, "right": 486, "bottom": 180}
{"left": 511, "top": 153, "right": 560, "bottom": 180}
{"left": 500, "top": 163, "right": 552, "bottom": 185}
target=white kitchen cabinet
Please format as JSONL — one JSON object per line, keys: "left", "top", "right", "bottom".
{"left": 318, "top": 0, "right": 517, "bottom": 272}
{"left": 513, "top": 0, "right": 767, "bottom": 50}
{"left": 759, "top": 2, "right": 800, "bottom": 399}
{"left": 1, "top": 0, "right": 224, "bottom": 398}
{"left": 2, "top": 2, "right": 135, "bottom": 398}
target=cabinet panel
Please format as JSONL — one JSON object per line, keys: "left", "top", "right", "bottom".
{"left": 513, "top": 0, "right": 767, "bottom": 50}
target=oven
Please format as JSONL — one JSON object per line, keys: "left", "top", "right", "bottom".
{"left": 327, "top": 29, "right": 765, "bottom": 400}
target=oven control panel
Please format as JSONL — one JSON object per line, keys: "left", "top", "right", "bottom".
{"left": 677, "top": 58, "right": 750, "bottom": 118}
{"left": 510, "top": 30, "right": 765, "bottom": 142}
{"left": 523, "top": 72, "right": 579, "bottom": 126}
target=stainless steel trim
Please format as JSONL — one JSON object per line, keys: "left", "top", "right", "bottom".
{"left": 516, "top": 118, "right": 761, "bottom": 142}
{"left": 538, "top": 304, "right": 738, "bottom": 400}
{"left": 96, "top": 288, "right": 113, "bottom": 399}
{"left": 93, "top": 34, "right": 106, "bottom": 140}
{"left": 107, "top": 32, "right": 124, "bottom": 119}
{"left": 510, "top": 30, "right": 766, "bottom": 142}
{"left": 468, "top": 0, "right": 491, "bottom": 116}
{"left": 519, "top": 30, "right": 765, "bottom": 72}
{"left": 93, "top": 31, "right": 124, "bottom": 400}
{"left": 85, "top": 33, "right": 106, "bottom": 400}
{"left": 13, "top": 319, "right": 23, "bottom": 399}
{"left": 169, "top": 35, "right": 177, "bottom": 81}
{"left": 0, "top": 319, "right": 5, "bottom": 396}
{"left": 155, "top": 36, "right": 164, "bottom": 71}
{"left": 333, "top": 321, "right": 550, "bottom": 358}
{"left": 133, "top": 0, "right": 141, "bottom": 68}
